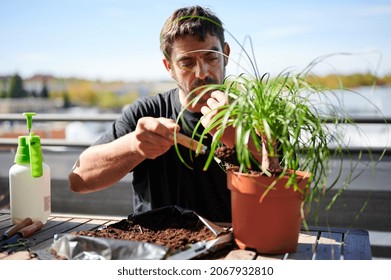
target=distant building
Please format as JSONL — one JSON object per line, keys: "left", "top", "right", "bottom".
{"left": 0, "top": 98, "right": 63, "bottom": 113}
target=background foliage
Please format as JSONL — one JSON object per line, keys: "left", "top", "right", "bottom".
{"left": 1, "top": 72, "right": 390, "bottom": 109}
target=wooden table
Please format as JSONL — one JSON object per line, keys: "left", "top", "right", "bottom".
{"left": 0, "top": 210, "right": 372, "bottom": 260}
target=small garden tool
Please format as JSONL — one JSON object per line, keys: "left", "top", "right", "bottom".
{"left": 0, "top": 217, "right": 32, "bottom": 243}
{"left": 0, "top": 219, "right": 43, "bottom": 251}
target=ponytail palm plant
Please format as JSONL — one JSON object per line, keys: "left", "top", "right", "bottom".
{"left": 172, "top": 15, "right": 381, "bottom": 250}
{"left": 175, "top": 48, "right": 382, "bottom": 253}
{"left": 178, "top": 57, "right": 359, "bottom": 210}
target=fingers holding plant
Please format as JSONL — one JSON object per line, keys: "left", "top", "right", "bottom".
{"left": 201, "top": 90, "right": 235, "bottom": 147}
{"left": 200, "top": 90, "right": 228, "bottom": 122}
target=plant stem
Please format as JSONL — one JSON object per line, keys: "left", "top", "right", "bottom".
{"left": 261, "top": 136, "right": 281, "bottom": 173}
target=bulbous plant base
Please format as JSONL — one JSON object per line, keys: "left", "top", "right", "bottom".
{"left": 227, "top": 169, "right": 309, "bottom": 254}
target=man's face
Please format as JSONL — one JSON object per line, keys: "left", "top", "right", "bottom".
{"left": 163, "top": 34, "right": 230, "bottom": 112}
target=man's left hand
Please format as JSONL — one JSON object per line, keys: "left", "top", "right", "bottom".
{"left": 200, "top": 90, "right": 235, "bottom": 147}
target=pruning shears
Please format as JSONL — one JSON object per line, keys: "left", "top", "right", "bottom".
{"left": 0, "top": 218, "right": 44, "bottom": 251}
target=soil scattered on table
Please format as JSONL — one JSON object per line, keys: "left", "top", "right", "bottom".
{"left": 74, "top": 211, "right": 217, "bottom": 253}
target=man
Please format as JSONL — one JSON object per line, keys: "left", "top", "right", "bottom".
{"left": 68, "top": 6, "right": 232, "bottom": 222}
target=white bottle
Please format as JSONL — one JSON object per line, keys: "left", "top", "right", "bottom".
{"left": 9, "top": 113, "right": 51, "bottom": 224}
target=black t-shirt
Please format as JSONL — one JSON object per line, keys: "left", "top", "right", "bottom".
{"left": 94, "top": 88, "right": 231, "bottom": 222}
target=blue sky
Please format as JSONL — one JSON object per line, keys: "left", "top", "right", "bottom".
{"left": 0, "top": 0, "right": 390, "bottom": 81}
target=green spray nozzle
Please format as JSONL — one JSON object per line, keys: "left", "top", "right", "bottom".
{"left": 23, "top": 112, "right": 36, "bottom": 133}
{"left": 14, "top": 112, "right": 43, "bottom": 178}
{"left": 28, "top": 132, "right": 43, "bottom": 178}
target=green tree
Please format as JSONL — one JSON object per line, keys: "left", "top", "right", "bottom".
{"left": 97, "top": 91, "right": 119, "bottom": 109}
{"left": 8, "top": 74, "right": 27, "bottom": 98}
{"left": 0, "top": 78, "right": 7, "bottom": 98}
{"left": 40, "top": 83, "right": 49, "bottom": 98}
{"left": 62, "top": 91, "right": 72, "bottom": 108}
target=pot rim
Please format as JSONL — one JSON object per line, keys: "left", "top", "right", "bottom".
{"left": 226, "top": 167, "right": 311, "bottom": 180}
{"left": 226, "top": 167, "right": 310, "bottom": 198}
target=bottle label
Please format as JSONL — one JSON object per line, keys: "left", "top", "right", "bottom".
{"left": 44, "top": 195, "right": 51, "bottom": 212}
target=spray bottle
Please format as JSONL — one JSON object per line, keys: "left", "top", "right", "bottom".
{"left": 9, "top": 112, "right": 51, "bottom": 224}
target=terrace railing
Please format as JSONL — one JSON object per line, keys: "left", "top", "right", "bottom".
{"left": 1, "top": 113, "right": 389, "bottom": 153}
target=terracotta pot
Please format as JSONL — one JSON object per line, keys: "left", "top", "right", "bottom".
{"left": 227, "top": 169, "right": 310, "bottom": 254}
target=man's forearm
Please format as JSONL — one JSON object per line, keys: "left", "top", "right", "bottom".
{"left": 68, "top": 134, "right": 145, "bottom": 193}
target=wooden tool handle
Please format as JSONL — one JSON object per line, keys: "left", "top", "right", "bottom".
{"left": 4, "top": 218, "right": 33, "bottom": 238}
{"left": 175, "top": 133, "right": 207, "bottom": 154}
{"left": 19, "top": 221, "right": 44, "bottom": 238}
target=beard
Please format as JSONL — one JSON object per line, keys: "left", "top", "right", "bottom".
{"left": 187, "top": 76, "right": 219, "bottom": 101}
{"left": 190, "top": 76, "right": 218, "bottom": 90}
{"left": 171, "top": 67, "right": 225, "bottom": 111}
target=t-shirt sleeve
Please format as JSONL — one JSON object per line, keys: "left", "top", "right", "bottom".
{"left": 92, "top": 110, "right": 136, "bottom": 145}
{"left": 92, "top": 91, "right": 175, "bottom": 146}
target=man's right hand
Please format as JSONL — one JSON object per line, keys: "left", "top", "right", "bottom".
{"left": 69, "top": 116, "right": 179, "bottom": 193}
{"left": 131, "top": 117, "right": 180, "bottom": 159}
